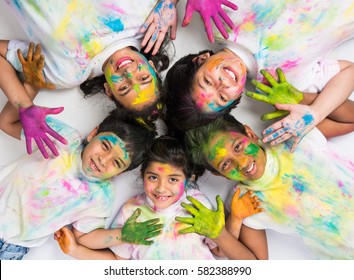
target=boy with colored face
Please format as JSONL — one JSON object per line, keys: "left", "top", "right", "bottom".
{"left": 0, "top": 104, "right": 159, "bottom": 259}
{"left": 185, "top": 114, "right": 354, "bottom": 259}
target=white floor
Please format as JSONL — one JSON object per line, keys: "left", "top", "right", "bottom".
{"left": 0, "top": 0, "right": 353, "bottom": 260}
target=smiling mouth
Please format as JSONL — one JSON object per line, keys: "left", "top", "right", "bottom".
{"left": 154, "top": 194, "right": 171, "bottom": 201}
{"left": 116, "top": 58, "right": 133, "bottom": 69}
{"left": 245, "top": 161, "right": 255, "bottom": 174}
{"left": 224, "top": 67, "right": 237, "bottom": 82}
{"left": 90, "top": 159, "right": 101, "bottom": 173}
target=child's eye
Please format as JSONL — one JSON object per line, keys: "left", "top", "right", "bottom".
{"left": 148, "top": 175, "right": 158, "bottom": 181}
{"left": 204, "top": 77, "right": 212, "bottom": 86}
{"left": 114, "top": 159, "right": 121, "bottom": 169}
{"left": 219, "top": 93, "right": 227, "bottom": 102}
{"left": 169, "top": 177, "right": 178, "bottom": 183}
{"left": 221, "top": 160, "right": 230, "bottom": 171}
{"left": 234, "top": 143, "right": 241, "bottom": 152}
{"left": 102, "top": 142, "right": 109, "bottom": 151}
{"left": 141, "top": 75, "right": 149, "bottom": 81}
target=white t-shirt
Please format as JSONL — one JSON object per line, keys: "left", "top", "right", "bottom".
{"left": 226, "top": 128, "right": 354, "bottom": 259}
{"left": 0, "top": 118, "right": 115, "bottom": 247}
{"left": 110, "top": 189, "right": 217, "bottom": 260}
{"left": 216, "top": 0, "right": 353, "bottom": 92}
{"left": 5, "top": 0, "right": 158, "bottom": 88}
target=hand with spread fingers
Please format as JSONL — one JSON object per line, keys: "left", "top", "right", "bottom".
{"left": 17, "top": 42, "right": 56, "bottom": 90}
{"left": 140, "top": 0, "right": 178, "bottom": 55}
{"left": 175, "top": 195, "right": 225, "bottom": 239}
{"left": 19, "top": 105, "right": 68, "bottom": 159}
{"left": 262, "top": 103, "right": 317, "bottom": 153}
{"left": 182, "top": 0, "right": 238, "bottom": 43}
{"left": 246, "top": 68, "right": 304, "bottom": 121}
{"left": 231, "top": 188, "right": 263, "bottom": 220}
{"left": 121, "top": 208, "right": 163, "bottom": 245}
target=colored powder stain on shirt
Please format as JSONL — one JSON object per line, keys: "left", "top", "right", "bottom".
{"left": 102, "top": 17, "right": 124, "bottom": 32}
{"left": 244, "top": 143, "right": 259, "bottom": 156}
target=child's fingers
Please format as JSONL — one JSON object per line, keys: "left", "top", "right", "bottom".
{"left": 261, "top": 110, "right": 289, "bottom": 121}
{"left": 175, "top": 216, "right": 194, "bottom": 225}
{"left": 260, "top": 69, "right": 278, "bottom": 86}
{"left": 27, "top": 42, "right": 34, "bottom": 62}
{"left": 218, "top": 7, "right": 234, "bottom": 30}
{"left": 178, "top": 226, "right": 195, "bottom": 235}
{"left": 139, "top": 15, "right": 153, "bottom": 34}
{"left": 17, "top": 49, "right": 26, "bottom": 65}
{"left": 142, "top": 239, "right": 154, "bottom": 246}
{"left": 212, "top": 14, "right": 228, "bottom": 40}
{"left": 146, "top": 229, "right": 162, "bottom": 239}
{"left": 276, "top": 68, "right": 287, "bottom": 83}
{"left": 181, "top": 6, "right": 193, "bottom": 27}
{"left": 38, "top": 55, "right": 45, "bottom": 69}
{"left": 202, "top": 15, "right": 214, "bottom": 43}
{"left": 181, "top": 202, "right": 199, "bottom": 216}
{"left": 169, "top": 23, "right": 177, "bottom": 40}
{"left": 152, "top": 31, "right": 166, "bottom": 55}
{"left": 290, "top": 137, "right": 301, "bottom": 153}
{"left": 216, "top": 195, "right": 224, "bottom": 213}
{"left": 246, "top": 91, "right": 271, "bottom": 104}
{"left": 33, "top": 43, "right": 41, "bottom": 61}
{"left": 141, "top": 23, "right": 156, "bottom": 49}
{"left": 222, "top": 0, "right": 239, "bottom": 11}
{"left": 186, "top": 196, "right": 205, "bottom": 210}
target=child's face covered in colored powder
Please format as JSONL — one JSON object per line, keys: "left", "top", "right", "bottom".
{"left": 192, "top": 48, "right": 247, "bottom": 112}
{"left": 103, "top": 47, "right": 158, "bottom": 112}
{"left": 206, "top": 129, "right": 266, "bottom": 181}
{"left": 81, "top": 132, "right": 131, "bottom": 180}
{"left": 143, "top": 161, "right": 186, "bottom": 209}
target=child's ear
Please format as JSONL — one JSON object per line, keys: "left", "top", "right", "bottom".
{"left": 104, "top": 83, "right": 114, "bottom": 101}
{"left": 192, "top": 52, "right": 211, "bottom": 65}
{"left": 86, "top": 126, "right": 99, "bottom": 142}
{"left": 244, "top": 125, "right": 260, "bottom": 141}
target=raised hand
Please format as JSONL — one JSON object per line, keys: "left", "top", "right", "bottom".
{"left": 231, "top": 188, "right": 263, "bottom": 220}
{"left": 246, "top": 68, "right": 303, "bottom": 120}
{"left": 262, "top": 103, "right": 317, "bottom": 153}
{"left": 182, "top": 0, "right": 238, "bottom": 43}
{"left": 121, "top": 208, "right": 163, "bottom": 245}
{"left": 140, "top": 0, "right": 178, "bottom": 55}
{"left": 54, "top": 227, "right": 77, "bottom": 255}
{"left": 19, "top": 105, "right": 68, "bottom": 159}
{"left": 175, "top": 195, "right": 225, "bottom": 239}
{"left": 17, "top": 42, "right": 56, "bottom": 90}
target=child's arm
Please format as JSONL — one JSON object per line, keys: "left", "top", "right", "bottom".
{"left": 0, "top": 41, "right": 67, "bottom": 158}
{"left": 54, "top": 226, "right": 127, "bottom": 260}
{"left": 74, "top": 208, "right": 163, "bottom": 249}
{"left": 140, "top": 0, "right": 178, "bottom": 55}
{"left": 176, "top": 195, "right": 267, "bottom": 259}
{"left": 247, "top": 63, "right": 354, "bottom": 151}
{"left": 182, "top": 0, "right": 238, "bottom": 43}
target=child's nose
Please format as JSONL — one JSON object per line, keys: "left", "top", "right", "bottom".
{"left": 155, "top": 180, "right": 167, "bottom": 193}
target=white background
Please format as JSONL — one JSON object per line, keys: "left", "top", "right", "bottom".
{"left": 0, "top": 0, "right": 353, "bottom": 260}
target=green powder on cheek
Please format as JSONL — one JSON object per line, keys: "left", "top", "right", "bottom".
{"left": 244, "top": 143, "right": 259, "bottom": 156}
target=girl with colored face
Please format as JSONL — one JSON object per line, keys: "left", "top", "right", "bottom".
{"left": 143, "top": 161, "right": 186, "bottom": 209}
{"left": 192, "top": 49, "right": 247, "bottom": 112}
{"left": 103, "top": 47, "right": 159, "bottom": 112}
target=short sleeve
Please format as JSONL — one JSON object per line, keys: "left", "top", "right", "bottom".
{"left": 72, "top": 216, "right": 106, "bottom": 233}
{"left": 6, "top": 40, "right": 30, "bottom": 72}
{"left": 300, "top": 59, "right": 340, "bottom": 93}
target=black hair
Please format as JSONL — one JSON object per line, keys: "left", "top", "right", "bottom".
{"left": 184, "top": 114, "right": 246, "bottom": 175}
{"left": 140, "top": 136, "right": 199, "bottom": 189}
{"left": 163, "top": 50, "right": 241, "bottom": 131}
{"left": 83, "top": 109, "right": 157, "bottom": 171}
{"left": 80, "top": 42, "right": 171, "bottom": 121}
